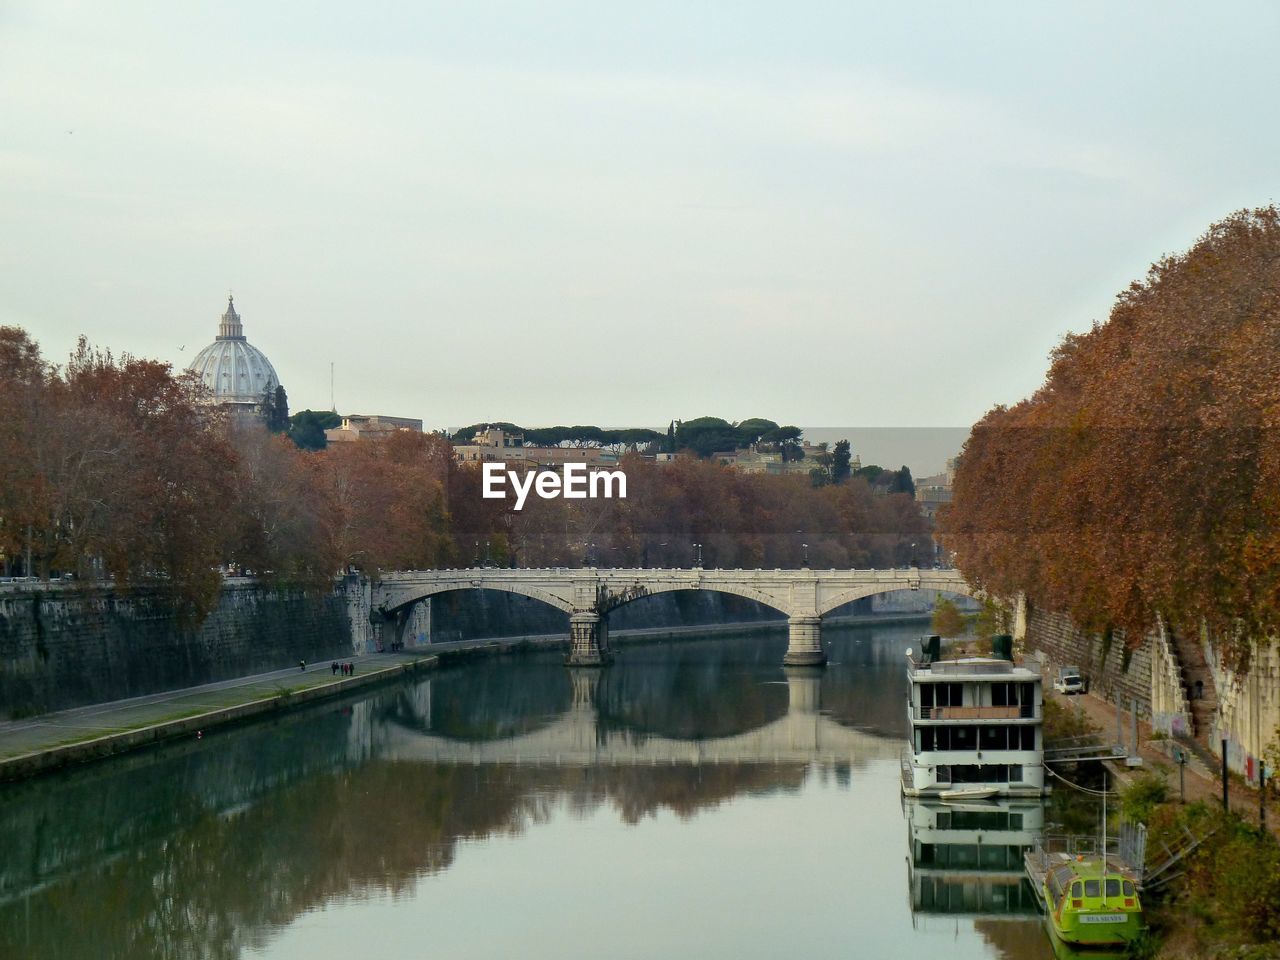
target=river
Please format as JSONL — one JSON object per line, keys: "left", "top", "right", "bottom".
{"left": 0, "top": 621, "right": 1065, "bottom": 959}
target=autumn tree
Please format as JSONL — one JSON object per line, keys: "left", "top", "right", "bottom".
{"left": 941, "top": 206, "right": 1280, "bottom": 660}
{"left": 931, "top": 597, "right": 967, "bottom": 638}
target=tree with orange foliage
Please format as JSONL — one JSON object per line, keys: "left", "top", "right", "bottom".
{"left": 941, "top": 207, "right": 1280, "bottom": 660}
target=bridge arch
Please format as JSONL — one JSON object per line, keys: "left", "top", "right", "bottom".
{"left": 815, "top": 581, "right": 978, "bottom": 618}
{"left": 597, "top": 582, "right": 793, "bottom": 620}
{"left": 379, "top": 582, "right": 575, "bottom": 618}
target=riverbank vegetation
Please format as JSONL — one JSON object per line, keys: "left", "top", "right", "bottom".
{"left": 939, "top": 207, "right": 1280, "bottom": 663}
{"left": 0, "top": 326, "right": 929, "bottom": 619}
{"left": 1129, "top": 785, "right": 1280, "bottom": 959}
{"left": 1041, "top": 706, "right": 1280, "bottom": 958}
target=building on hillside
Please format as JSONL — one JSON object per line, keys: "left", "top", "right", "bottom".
{"left": 453, "top": 427, "right": 531, "bottom": 463}
{"left": 452, "top": 426, "right": 616, "bottom": 467}
{"left": 186, "top": 296, "right": 281, "bottom": 418}
{"left": 714, "top": 444, "right": 859, "bottom": 477}
{"left": 325, "top": 414, "right": 424, "bottom": 443}
{"left": 915, "top": 458, "right": 957, "bottom": 519}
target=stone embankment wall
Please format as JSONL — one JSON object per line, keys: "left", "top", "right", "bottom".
{"left": 1206, "top": 640, "right": 1280, "bottom": 784}
{"left": 870, "top": 588, "right": 978, "bottom": 615}
{"left": 0, "top": 581, "right": 353, "bottom": 717}
{"left": 1024, "top": 596, "right": 1280, "bottom": 783}
{"left": 1020, "top": 604, "right": 1192, "bottom": 737}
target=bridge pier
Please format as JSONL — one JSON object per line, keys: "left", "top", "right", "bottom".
{"left": 566, "top": 611, "right": 612, "bottom": 667}
{"left": 783, "top": 615, "right": 826, "bottom": 667}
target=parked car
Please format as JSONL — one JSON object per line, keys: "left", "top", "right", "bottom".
{"left": 1053, "top": 666, "right": 1087, "bottom": 695}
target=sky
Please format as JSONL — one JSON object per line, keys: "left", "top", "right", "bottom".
{"left": 3, "top": 1, "right": 1279, "bottom": 463}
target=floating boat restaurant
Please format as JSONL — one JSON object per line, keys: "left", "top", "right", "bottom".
{"left": 902, "top": 641, "right": 1045, "bottom": 800}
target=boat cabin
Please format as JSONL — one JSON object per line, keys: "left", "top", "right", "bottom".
{"left": 903, "top": 653, "right": 1045, "bottom": 798}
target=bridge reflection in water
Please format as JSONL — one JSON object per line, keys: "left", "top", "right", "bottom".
{"left": 375, "top": 667, "right": 902, "bottom": 768}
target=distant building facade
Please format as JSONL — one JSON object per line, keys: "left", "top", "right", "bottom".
{"left": 452, "top": 426, "right": 617, "bottom": 467}
{"left": 915, "top": 458, "right": 957, "bottom": 519}
{"left": 715, "top": 443, "right": 857, "bottom": 477}
{"left": 325, "top": 414, "right": 424, "bottom": 443}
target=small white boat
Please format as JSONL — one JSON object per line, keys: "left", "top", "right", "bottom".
{"left": 939, "top": 787, "right": 999, "bottom": 802}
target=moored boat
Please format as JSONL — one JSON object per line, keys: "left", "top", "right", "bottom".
{"left": 902, "top": 638, "right": 1046, "bottom": 799}
{"left": 1041, "top": 856, "right": 1143, "bottom": 946}
{"left": 939, "top": 787, "right": 999, "bottom": 802}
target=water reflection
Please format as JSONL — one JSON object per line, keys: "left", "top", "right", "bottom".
{"left": 0, "top": 622, "right": 1049, "bottom": 960}
{"left": 904, "top": 797, "right": 1043, "bottom": 917}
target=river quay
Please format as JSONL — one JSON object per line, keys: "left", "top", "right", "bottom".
{"left": 0, "top": 611, "right": 929, "bottom": 785}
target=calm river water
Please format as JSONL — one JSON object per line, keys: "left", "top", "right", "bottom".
{"left": 0, "top": 622, "right": 1066, "bottom": 959}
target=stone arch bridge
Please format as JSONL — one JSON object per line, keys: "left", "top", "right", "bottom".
{"left": 372, "top": 567, "right": 975, "bottom": 667}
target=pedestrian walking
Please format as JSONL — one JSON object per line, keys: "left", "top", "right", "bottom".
{"left": 299, "top": 659, "right": 306, "bottom": 672}
{"left": 331, "top": 661, "right": 339, "bottom": 675}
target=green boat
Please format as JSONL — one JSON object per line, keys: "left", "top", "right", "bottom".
{"left": 1042, "top": 857, "right": 1143, "bottom": 946}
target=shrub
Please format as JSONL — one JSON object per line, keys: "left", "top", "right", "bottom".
{"left": 1120, "top": 773, "right": 1169, "bottom": 824}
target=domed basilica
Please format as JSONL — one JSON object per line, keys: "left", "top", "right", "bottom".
{"left": 187, "top": 296, "right": 281, "bottom": 413}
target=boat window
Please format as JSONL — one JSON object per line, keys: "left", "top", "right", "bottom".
{"left": 920, "top": 684, "right": 934, "bottom": 709}
{"left": 1071, "top": 881, "right": 1082, "bottom": 899}
{"left": 1020, "top": 726, "right": 1036, "bottom": 750}
{"left": 1084, "top": 880, "right": 1101, "bottom": 898}
{"left": 934, "top": 682, "right": 964, "bottom": 707}
{"left": 1008, "top": 764, "right": 1023, "bottom": 781}
{"left": 1106, "top": 879, "right": 1120, "bottom": 897}
{"left": 1123, "top": 880, "right": 1135, "bottom": 896}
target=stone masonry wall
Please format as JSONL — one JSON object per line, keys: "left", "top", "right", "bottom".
{"left": 1207, "top": 639, "right": 1280, "bottom": 784}
{"left": 0, "top": 581, "right": 353, "bottom": 717}
{"left": 1025, "top": 605, "right": 1154, "bottom": 716}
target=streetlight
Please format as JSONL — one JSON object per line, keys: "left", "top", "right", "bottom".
{"left": 802, "top": 543, "right": 810, "bottom": 567}
{"left": 693, "top": 543, "right": 703, "bottom": 568}
{"left": 910, "top": 542, "right": 917, "bottom": 568}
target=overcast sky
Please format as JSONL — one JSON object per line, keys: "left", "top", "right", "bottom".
{"left": 4, "top": 2, "right": 1278, "bottom": 450}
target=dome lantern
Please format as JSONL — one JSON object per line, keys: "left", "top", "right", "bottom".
{"left": 217, "top": 295, "right": 245, "bottom": 340}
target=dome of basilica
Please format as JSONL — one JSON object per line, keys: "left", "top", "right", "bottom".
{"left": 187, "top": 297, "right": 280, "bottom": 406}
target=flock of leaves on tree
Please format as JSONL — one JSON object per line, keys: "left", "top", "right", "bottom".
{"left": 0, "top": 327, "right": 929, "bottom": 622}
{"left": 939, "top": 207, "right": 1280, "bottom": 662}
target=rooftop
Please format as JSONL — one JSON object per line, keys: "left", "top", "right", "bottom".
{"left": 907, "top": 655, "right": 1038, "bottom": 680}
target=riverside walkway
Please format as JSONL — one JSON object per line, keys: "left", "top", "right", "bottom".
{"left": 0, "top": 633, "right": 574, "bottom": 782}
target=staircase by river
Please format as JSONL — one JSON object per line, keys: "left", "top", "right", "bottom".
{"left": 1168, "top": 624, "right": 1218, "bottom": 746}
